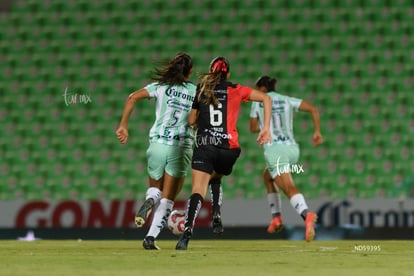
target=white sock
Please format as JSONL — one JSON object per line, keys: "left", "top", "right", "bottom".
{"left": 147, "top": 198, "right": 174, "bottom": 238}
{"left": 289, "top": 193, "right": 308, "bottom": 216}
{"left": 146, "top": 187, "right": 161, "bottom": 204}
{"left": 267, "top": 192, "right": 282, "bottom": 217}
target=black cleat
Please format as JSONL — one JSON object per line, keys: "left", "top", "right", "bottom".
{"left": 212, "top": 213, "right": 224, "bottom": 235}
{"left": 175, "top": 227, "right": 193, "bottom": 250}
{"left": 135, "top": 198, "right": 155, "bottom": 228}
{"left": 142, "top": 236, "right": 160, "bottom": 250}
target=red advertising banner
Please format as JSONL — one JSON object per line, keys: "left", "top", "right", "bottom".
{"left": 13, "top": 200, "right": 212, "bottom": 228}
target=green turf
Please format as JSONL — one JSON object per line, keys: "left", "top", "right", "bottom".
{"left": 0, "top": 240, "right": 412, "bottom": 276}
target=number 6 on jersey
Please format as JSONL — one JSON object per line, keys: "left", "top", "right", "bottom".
{"left": 209, "top": 103, "right": 223, "bottom": 126}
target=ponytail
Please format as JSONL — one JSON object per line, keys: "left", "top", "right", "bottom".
{"left": 198, "top": 71, "right": 221, "bottom": 106}
{"left": 198, "top": 56, "right": 231, "bottom": 106}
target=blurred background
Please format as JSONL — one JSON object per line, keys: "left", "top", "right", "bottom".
{"left": 0, "top": 0, "right": 413, "bottom": 239}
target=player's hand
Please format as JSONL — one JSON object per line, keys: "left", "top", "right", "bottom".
{"left": 313, "top": 131, "right": 323, "bottom": 146}
{"left": 116, "top": 126, "right": 129, "bottom": 144}
{"left": 256, "top": 128, "right": 271, "bottom": 145}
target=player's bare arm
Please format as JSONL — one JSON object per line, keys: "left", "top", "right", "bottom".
{"left": 299, "top": 100, "right": 323, "bottom": 146}
{"left": 116, "top": 88, "right": 150, "bottom": 144}
{"left": 188, "top": 108, "right": 199, "bottom": 129}
{"left": 249, "top": 89, "right": 271, "bottom": 145}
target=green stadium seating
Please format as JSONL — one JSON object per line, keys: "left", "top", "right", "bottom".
{"left": 0, "top": 0, "right": 412, "bottom": 200}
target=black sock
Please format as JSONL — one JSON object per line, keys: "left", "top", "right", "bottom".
{"left": 272, "top": 212, "right": 281, "bottom": 218}
{"left": 185, "top": 193, "right": 204, "bottom": 229}
{"left": 300, "top": 210, "right": 308, "bottom": 220}
{"left": 209, "top": 178, "right": 222, "bottom": 215}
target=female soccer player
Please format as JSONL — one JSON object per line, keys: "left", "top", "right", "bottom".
{"left": 249, "top": 75, "right": 323, "bottom": 242}
{"left": 175, "top": 56, "right": 272, "bottom": 250}
{"left": 116, "top": 52, "right": 196, "bottom": 250}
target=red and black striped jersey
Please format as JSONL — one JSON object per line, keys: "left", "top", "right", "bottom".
{"left": 192, "top": 80, "right": 252, "bottom": 149}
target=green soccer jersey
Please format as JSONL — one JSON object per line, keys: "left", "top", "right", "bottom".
{"left": 145, "top": 82, "right": 197, "bottom": 148}
{"left": 250, "top": 91, "right": 302, "bottom": 145}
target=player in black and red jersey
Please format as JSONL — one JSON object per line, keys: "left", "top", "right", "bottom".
{"left": 176, "top": 56, "right": 272, "bottom": 250}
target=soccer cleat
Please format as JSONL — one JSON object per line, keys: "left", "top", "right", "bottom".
{"left": 212, "top": 213, "right": 224, "bottom": 235}
{"left": 175, "top": 227, "right": 193, "bottom": 250}
{"left": 305, "top": 212, "right": 318, "bottom": 242}
{"left": 142, "top": 236, "right": 160, "bottom": 250}
{"left": 135, "top": 198, "right": 155, "bottom": 228}
{"left": 267, "top": 215, "right": 284, "bottom": 234}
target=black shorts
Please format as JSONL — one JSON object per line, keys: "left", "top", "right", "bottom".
{"left": 192, "top": 144, "right": 241, "bottom": 175}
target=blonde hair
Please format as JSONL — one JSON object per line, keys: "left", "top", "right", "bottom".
{"left": 198, "top": 71, "right": 221, "bottom": 106}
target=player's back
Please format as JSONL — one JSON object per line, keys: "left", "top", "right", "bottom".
{"left": 146, "top": 81, "right": 197, "bottom": 147}
{"left": 195, "top": 80, "right": 252, "bottom": 149}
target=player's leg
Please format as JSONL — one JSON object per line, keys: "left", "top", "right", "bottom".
{"left": 176, "top": 169, "right": 211, "bottom": 250}
{"left": 143, "top": 174, "right": 184, "bottom": 250}
{"left": 209, "top": 173, "right": 224, "bottom": 235}
{"left": 208, "top": 148, "right": 241, "bottom": 236}
{"left": 274, "top": 172, "right": 306, "bottom": 216}
{"left": 135, "top": 177, "right": 162, "bottom": 228}
{"left": 144, "top": 145, "right": 191, "bottom": 249}
{"left": 264, "top": 168, "right": 284, "bottom": 233}
{"left": 176, "top": 145, "right": 219, "bottom": 250}
{"left": 274, "top": 172, "right": 317, "bottom": 241}
{"left": 135, "top": 143, "right": 165, "bottom": 228}
{"left": 188, "top": 169, "right": 211, "bottom": 226}
{"left": 267, "top": 144, "right": 317, "bottom": 241}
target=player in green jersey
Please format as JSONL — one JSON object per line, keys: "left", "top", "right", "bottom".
{"left": 116, "top": 52, "right": 196, "bottom": 249}
{"left": 250, "top": 76, "right": 323, "bottom": 242}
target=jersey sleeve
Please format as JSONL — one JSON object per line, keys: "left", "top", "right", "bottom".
{"left": 235, "top": 84, "right": 253, "bottom": 102}
{"left": 249, "top": 102, "right": 260, "bottom": 118}
{"left": 288, "top": 96, "right": 303, "bottom": 112}
{"left": 144, "top": 82, "right": 159, "bottom": 98}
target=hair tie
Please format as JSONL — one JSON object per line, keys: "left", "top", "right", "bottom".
{"left": 211, "top": 60, "right": 227, "bottom": 73}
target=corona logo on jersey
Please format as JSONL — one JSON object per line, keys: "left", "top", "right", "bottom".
{"left": 165, "top": 87, "right": 195, "bottom": 102}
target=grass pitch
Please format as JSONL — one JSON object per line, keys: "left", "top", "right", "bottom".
{"left": 0, "top": 240, "right": 412, "bottom": 276}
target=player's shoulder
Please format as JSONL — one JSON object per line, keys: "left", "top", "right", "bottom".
{"left": 272, "top": 92, "right": 303, "bottom": 107}
{"left": 269, "top": 91, "right": 283, "bottom": 97}
{"left": 218, "top": 80, "right": 237, "bottom": 89}
{"left": 145, "top": 82, "right": 160, "bottom": 88}
{"left": 270, "top": 91, "right": 293, "bottom": 99}
{"left": 144, "top": 82, "right": 165, "bottom": 93}
{"left": 184, "top": 81, "right": 197, "bottom": 89}
{"left": 225, "top": 81, "right": 238, "bottom": 88}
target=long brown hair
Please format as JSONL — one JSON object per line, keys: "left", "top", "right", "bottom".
{"left": 198, "top": 56, "right": 230, "bottom": 106}
{"left": 151, "top": 52, "right": 193, "bottom": 86}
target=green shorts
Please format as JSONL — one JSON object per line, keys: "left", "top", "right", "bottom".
{"left": 146, "top": 142, "right": 192, "bottom": 180}
{"left": 263, "top": 143, "right": 300, "bottom": 178}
